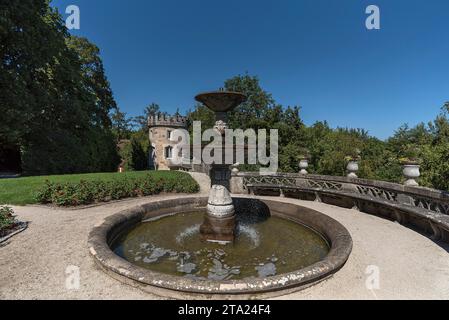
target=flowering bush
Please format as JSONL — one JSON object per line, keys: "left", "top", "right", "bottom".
{"left": 0, "top": 206, "right": 16, "bottom": 231}
{"left": 35, "top": 173, "right": 199, "bottom": 207}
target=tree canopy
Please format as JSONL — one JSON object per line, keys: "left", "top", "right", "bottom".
{"left": 186, "top": 74, "right": 449, "bottom": 191}
{"left": 0, "top": 1, "right": 120, "bottom": 175}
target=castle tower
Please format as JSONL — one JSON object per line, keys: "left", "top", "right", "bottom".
{"left": 148, "top": 113, "right": 188, "bottom": 170}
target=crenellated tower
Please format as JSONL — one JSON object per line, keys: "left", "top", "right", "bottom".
{"left": 148, "top": 113, "right": 188, "bottom": 170}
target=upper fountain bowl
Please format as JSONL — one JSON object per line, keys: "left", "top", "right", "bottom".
{"left": 195, "top": 91, "right": 247, "bottom": 113}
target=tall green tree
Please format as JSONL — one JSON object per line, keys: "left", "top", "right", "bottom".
{"left": 225, "top": 74, "right": 276, "bottom": 129}
{"left": 111, "top": 108, "right": 133, "bottom": 141}
{"left": 131, "top": 103, "right": 162, "bottom": 130}
{"left": 66, "top": 36, "right": 117, "bottom": 128}
{"left": 0, "top": 0, "right": 68, "bottom": 144}
{"left": 1, "top": 1, "right": 120, "bottom": 175}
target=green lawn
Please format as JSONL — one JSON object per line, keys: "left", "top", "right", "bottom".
{"left": 0, "top": 171, "right": 194, "bottom": 206}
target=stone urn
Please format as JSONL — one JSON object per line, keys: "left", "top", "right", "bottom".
{"left": 299, "top": 159, "right": 309, "bottom": 175}
{"left": 231, "top": 163, "right": 240, "bottom": 174}
{"left": 346, "top": 160, "right": 359, "bottom": 179}
{"left": 403, "top": 163, "right": 420, "bottom": 187}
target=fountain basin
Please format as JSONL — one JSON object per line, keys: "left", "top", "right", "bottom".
{"left": 195, "top": 91, "right": 247, "bottom": 113}
{"left": 88, "top": 197, "right": 352, "bottom": 299}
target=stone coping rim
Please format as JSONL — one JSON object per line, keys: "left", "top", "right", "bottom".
{"left": 88, "top": 197, "right": 352, "bottom": 296}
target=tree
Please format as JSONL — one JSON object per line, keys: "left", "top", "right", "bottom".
{"left": 1, "top": 1, "right": 120, "bottom": 175}
{"left": 119, "top": 136, "right": 148, "bottom": 171}
{"left": 188, "top": 74, "right": 307, "bottom": 172}
{"left": 66, "top": 36, "right": 117, "bottom": 128}
{"left": 224, "top": 74, "right": 276, "bottom": 129}
{"left": 131, "top": 103, "right": 161, "bottom": 130}
{"left": 145, "top": 103, "right": 161, "bottom": 118}
{"left": 0, "top": 0, "right": 68, "bottom": 144}
{"left": 111, "top": 108, "right": 133, "bottom": 141}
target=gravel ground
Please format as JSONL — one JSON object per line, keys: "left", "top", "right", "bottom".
{"left": 187, "top": 172, "right": 211, "bottom": 194}
{"left": 1, "top": 190, "right": 448, "bottom": 300}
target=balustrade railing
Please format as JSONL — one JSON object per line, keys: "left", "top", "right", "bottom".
{"left": 231, "top": 172, "right": 449, "bottom": 217}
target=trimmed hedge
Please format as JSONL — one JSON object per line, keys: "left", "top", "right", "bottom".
{"left": 35, "top": 173, "right": 200, "bottom": 207}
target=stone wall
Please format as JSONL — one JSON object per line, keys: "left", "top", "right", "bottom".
{"left": 149, "top": 127, "right": 175, "bottom": 170}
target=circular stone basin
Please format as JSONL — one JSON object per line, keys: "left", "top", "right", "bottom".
{"left": 88, "top": 197, "right": 352, "bottom": 298}
{"left": 112, "top": 211, "right": 329, "bottom": 281}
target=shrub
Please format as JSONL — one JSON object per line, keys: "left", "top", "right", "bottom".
{"left": 34, "top": 180, "right": 56, "bottom": 204}
{"left": 34, "top": 173, "right": 199, "bottom": 207}
{"left": 0, "top": 206, "right": 16, "bottom": 231}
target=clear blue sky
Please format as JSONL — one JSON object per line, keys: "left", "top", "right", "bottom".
{"left": 51, "top": 0, "right": 449, "bottom": 139}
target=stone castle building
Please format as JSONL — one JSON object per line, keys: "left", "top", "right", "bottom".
{"left": 148, "top": 113, "right": 187, "bottom": 170}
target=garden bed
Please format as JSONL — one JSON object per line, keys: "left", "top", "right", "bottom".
{"left": 0, "top": 206, "right": 27, "bottom": 243}
{"left": 0, "top": 171, "right": 199, "bottom": 206}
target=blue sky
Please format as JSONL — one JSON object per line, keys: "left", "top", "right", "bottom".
{"left": 51, "top": 0, "right": 449, "bottom": 139}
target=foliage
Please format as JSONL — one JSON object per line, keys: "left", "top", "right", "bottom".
{"left": 118, "top": 134, "right": 149, "bottom": 171}
{"left": 225, "top": 74, "right": 277, "bottom": 129}
{"left": 66, "top": 36, "right": 117, "bottom": 127}
{"left": 132, "top": 103, "right": 162, "bottom": 130}
{"left": 420, "top": 142, "right": 449, "bottom": 190}
{"left": 35, "top": 172, "right": 199, "bottom": 207}
{"left": 130, "top": 131, "right": 151, "bottom": 170}
{"left": 0, "top": 1, "right": 120, "bottom": 175}
{"left": 357, "top": 138, "right": 402, "bottom": 182}
{"left": 111, "top": 108, "right": 133, "bottom": 141}
{"left": 21, "top": 127, "right": 120, "bottom": 175}
{"left": 186, "top": 74, "right": 449, "bottom": 191}
{"left": 0, "top": 206, "right": 16, "bottom": 231}
{"left": 0, "top": 171, "right": 196, "bottom": 205}
{"left": 186, "top": 104, "right": 215, "bottom": 133}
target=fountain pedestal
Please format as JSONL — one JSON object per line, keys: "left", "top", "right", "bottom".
{"left": 195, "top": 91, "right": 247, "bottom": 243}
{"left": 200, "top": 185, "right": 236, "bottom": 243}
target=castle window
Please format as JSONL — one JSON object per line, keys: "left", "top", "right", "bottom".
{"left": 167, "top": 130, "right": 173, "bottom": 140}
{"left": 165, "top": 146, "right": 173, "bottom": 159}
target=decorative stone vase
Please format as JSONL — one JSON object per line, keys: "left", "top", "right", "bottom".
{"left": 403, "top": 164, "right": 420, "bottom": 187}
{"left": 299, "top": 159, "right": 309, "bottom": 175}
{"left": 346, "top": 161, "right": 359, "bottom": 179}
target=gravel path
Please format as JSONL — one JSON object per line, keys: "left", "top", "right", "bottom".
{"left": 188, "top": 172, "right": 211, "bottom": 194}
{"left": 1, "top": 193, "right": 448, "bottom": 300}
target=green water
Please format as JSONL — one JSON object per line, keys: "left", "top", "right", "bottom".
{"left": 112, "top": 211, "right": 329, "bottom": 280}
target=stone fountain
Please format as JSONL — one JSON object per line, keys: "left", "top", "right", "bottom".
{"left": 88, "top": 90, "right": 353, "bottom": 297}
{"left": 195, "top": 91, "right": 247, "bottom": 243}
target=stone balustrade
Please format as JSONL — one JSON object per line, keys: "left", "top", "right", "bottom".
{"left": 230, "top": 171, "right": 449, "bottom": 243}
